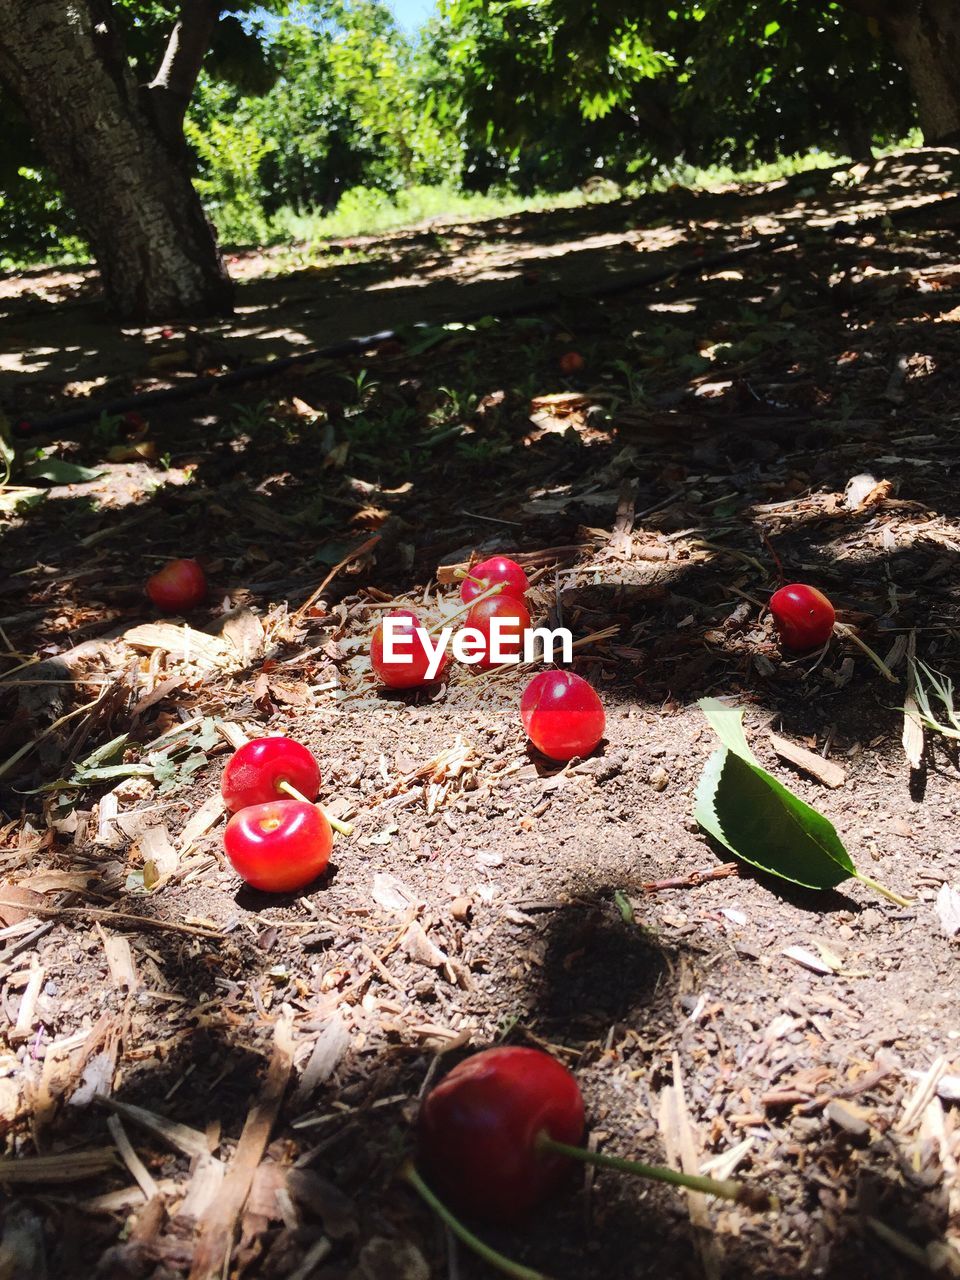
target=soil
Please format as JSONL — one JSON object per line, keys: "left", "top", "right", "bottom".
{"left": 2, "top": 146, "right": 960, "bottom": 1279}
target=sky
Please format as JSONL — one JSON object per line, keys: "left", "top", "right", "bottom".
{"left": 249, "top": 2, "right": 437, "bottom": 36}
{"left": 390, "top": 0, "right": 436, "bottom": 32}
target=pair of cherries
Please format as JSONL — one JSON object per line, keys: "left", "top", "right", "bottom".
{"left": 220, "top": 737, "right": 335, "bottom": 893}
{"left": 372, "top": 556, "right": 606, "bottom": 762}
{"left": 370, "top": 555, "right": 533, "bottom": 686}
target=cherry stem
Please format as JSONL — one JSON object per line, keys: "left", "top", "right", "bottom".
{"left": 427, "top": 580, "right": 504, "bottom": 636}
{"left": 536, "top": 1135, "right": 777, "bottom": 1212}
{"left": 276, "top": 780, "right": 353, "bottom": 836}
{"left": 453, "top": 568, "right": 487, "bottom": 588}
{"left": 400, "top": 1161, "right": 550, "bottom": 1280}
{"left": 832, "top": 622, "right": 897, "bottom": 684}
{"left": 853, "top": 871, "right": 912, "bottom": 908}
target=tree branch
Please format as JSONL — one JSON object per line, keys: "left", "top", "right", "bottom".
{"left": 145, "top": 1, "right": 222, "bottom": 150}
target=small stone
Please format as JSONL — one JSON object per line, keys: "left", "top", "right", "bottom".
{"left": 649, "top": 765, "right": 670, "bottom": 791}
{"left": 859, "top": 908, "right": 882, "bottom": 932}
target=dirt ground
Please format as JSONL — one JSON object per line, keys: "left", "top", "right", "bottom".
{"left": 2, "top": 147, "right": 960, "bottom": 1279}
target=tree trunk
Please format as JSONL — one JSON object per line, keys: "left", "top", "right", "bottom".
{"left": 0, "top": 0, "right": 232, "bottom": 321}
{"left": 844, "top": 0, "right": 960, "bottom": 146}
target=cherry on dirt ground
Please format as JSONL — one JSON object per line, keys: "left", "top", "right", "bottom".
{"left": 145, "top": 557, "right": 207, "bottom": 613}
{"left": 459, "top": 555, "right": 529, "bottom": 605}
{"left": 558, "top": 351, "right": 585, "bottom": 374}
{"left": 417, "top": 1046, "right": 585, "bottom": 1222}
{"left": 222, "top": 798, "right": 332, "bottom": 892}
{"left": 769, "top": 583, "right": 836, "bottom": 651}
{"left": 520, "top": 670, "right": 605, "bottom": 761}
{"left": 415, "top": 1046, "right": 773, "bottom": 1230}
{"left": 370, "top": 607, "right": 449, "bottom": 687}
{"left": 221, "top": 737, "right": 321, "bottom": 813}
{"left": 464, "top": 595, "right": 532, "bottom": 670}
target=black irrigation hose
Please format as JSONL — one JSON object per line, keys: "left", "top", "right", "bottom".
{"left": 11, "top": 235, "right": 800, "bottom": 437}
{"left": 17, "top": 196, "right": 925, "bottom": 438}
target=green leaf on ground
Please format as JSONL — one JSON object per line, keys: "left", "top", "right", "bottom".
{"left": 694, "top": 697, "right": 908, "bottom": 904}
{"left": 22, "top": 458, "right": 105, "bottom": 484}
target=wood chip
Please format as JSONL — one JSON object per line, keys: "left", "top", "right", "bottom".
{"left": 11, "top": 962, "right": 44, "bottom": 1042}
{"left": 97, "top": 926, "right": 139, "bottom": 992}
{"left": 292, "top": 1011, "right": 350, "bottom": 1105}
{"left": 106, "top": 1114, "right": 158, "bottom": 1201}
{"left": 189, "top": 1010, "right": 295, "bottom": 1279}
{"left": 98, "top": 1098, "right": 210, "bottom": 1159}
{"left": 769, "top": 733, "right": 846, "bottom": 788}
{"left": 783, "top": 945, "right": 838, "bottom": 976}
{"left": 826, "top": 1098, "right": 872, "bottom": 1137}
{"left": 219, "top": 608, "right": 265, "bottom": 665}
{"left": 0, "top": 1149, "right": 117, "bottom": 1183}
{"left": 896, "top": 1056, "right": 948, "bottom": 1134}
{"left": 122, "top": 623, "right": 230, "bottom": 669}
{"left": 401, "top": 920, "right": 448, "bottom": 969}
{"left": 178, "top": 793, "right": 225, "bottom": 853}
{"left": 175, "top": 1153, "right": 225, "bottom": 1222}
{"left": 936, "top": 884, "right": 960, "bottom": 937}
{"left": 658, "top": 1052, "right": 722, "bottom": 1280}
{"left": 136, "top": 824, "right": 178, "bottom": 880}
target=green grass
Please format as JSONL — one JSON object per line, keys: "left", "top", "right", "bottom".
{"left": 643, "top": 129, "right": 924, "bottom": 193}
{"left": 0, "top": 132, "right": 928, "bottom": 271}
{"left": 266, "top": 182, "right": 590, "bottom": 244}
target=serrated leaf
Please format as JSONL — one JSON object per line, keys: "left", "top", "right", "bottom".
{"left": 22, "top": 458, "right": 104, "bottom": 484}
{"left": 695, "top": 698, "right": 907, "bottom": 903}
{"left": 695, "top": 747, "right": 853, "bottom": 890}
{"left": 698, "top": 697, "right": 760, "bottom": 763}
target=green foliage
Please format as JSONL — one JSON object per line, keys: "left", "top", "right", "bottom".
{"left": 429, "top": 0, "right": 916, "bottom": 189}
{"left": 0, "top": 0, "right": 925, "bottom": 263}
{"left": 271, "top": 183, "right": 582, "bottom": 243}
{"left": 184, "top": 108, "right": 276, "bottom": 243}
{"left": 187, "top": 0, "right": 460, "bottom": 235}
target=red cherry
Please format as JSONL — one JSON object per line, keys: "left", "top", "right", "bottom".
{"left": 521, "top": 670, "right": 605, "bottom": 761}
{"left": 145, "top": 558, "right": 207, "bottom": 612}
{"left": 221, "top": 737, "right": 320, "bottom": 813}
{"left": 418, "top": 1047, "right": 585, "bottom": 1222}
{"left": 463, "top": 595, "right": 532, "bottom": 670}
{"left": 459, "top": 556, "right": 529, "bottom": 605}
{"left": 558, "top": 351, "right": 585, "bottom": 374}
{"left": 223, "top": 799, "right": 331, "bottom": 892}
{"left": 769, "top": 583, "right": 836, "bottom": 651}
{"left": 370, "top": 608, "right": 448, "bottom": 688}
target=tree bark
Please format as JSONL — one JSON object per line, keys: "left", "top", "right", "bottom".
{"left": 842, "top": 0, "right": 960, "bottom": 146}
{"left": 0, "top": 0, "right": 232, "bottom": 320}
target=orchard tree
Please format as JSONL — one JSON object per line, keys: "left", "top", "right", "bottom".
{"left": 842, "top": 0, "right": 960, "bottom": 145}
{"left": 0, "top": 2, "right": 277, "bottom": 320}
{"left": 432, "top": 0, "right": 949, "bottom": 186}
